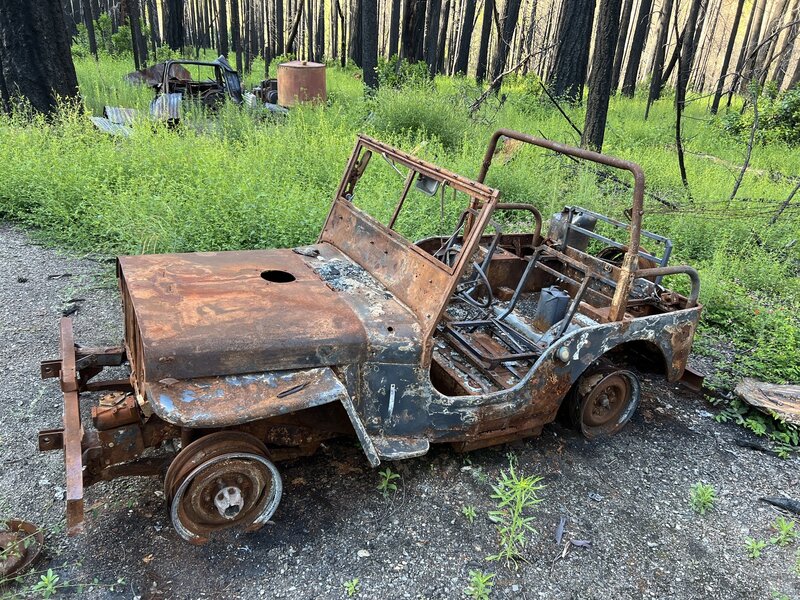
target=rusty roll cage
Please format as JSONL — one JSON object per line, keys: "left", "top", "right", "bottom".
{"left": 472, "top": 129, "right": 699, "bottom": 320}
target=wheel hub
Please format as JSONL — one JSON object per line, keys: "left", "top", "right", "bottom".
{"left": 576, "top": 369, "right": 641, "bottom": 439}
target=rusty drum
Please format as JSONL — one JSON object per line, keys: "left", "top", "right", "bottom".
{"left": 277, "top": 60, "right": 327, "bottom": 106}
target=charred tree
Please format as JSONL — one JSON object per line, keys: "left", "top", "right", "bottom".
{"left": 488, "top": 0, "right": 523, "bottom": 88}
{"left": 644, "top": 0, "right": 673, "bottom": 116}
{"left": 147, "top": 0, "right": 160, "bottom": 51}
{"left": 610, "top": 0, "right": 634, "bottom": 92}
{"left": 755, "top": 0, "right": 791, "bottom": 85}
{"left": 582, "top": 0, "right": 622, "bottom": 150}
{"left": 453, "top": 0, "right": 476, "bottom": 75}
{"left": 0, "top": 0, "right": 80, "bottom": 115}
{"left": 710, "top": 0, "right": 745, "bottom": 113}
{"left": 164, "top": 0, "right": 185, "bottom": 51}
{"left": 401, "top": 0, "right": 425, "bottom": 61}
{"left": 218, "top": 0, "right": 229, "bottom": 56}
{"left": 362, "top": 0, "right": 378, "bottom": 87}
{"left": 424, "top": 0, "right": 442, "bottom": 76}
{"left": 436, "top": 0, "right": 451, "bottom": 73}
{"left": 775, "top": 0, "right": 800, "bottom": 88}
{"left": 740, "top": 0, "right": 768, "bottom": 89}
{"left": 675, "top": 0, "right": 702, "bottom": 189}
{"left": 388, "top": 0, "right": 401, "bottom": 56}
{"left": 619, "top": 0, "right": 652, "bottom": 97}
{"left": 348, "top": 0, "right": 362, "bottom": 66}
{"left": 315, "top": 0, "right": 324, "bottom": 61}
{"left": 82, "top": 0, "right": 99, "bottom": 59}
{"left": 275, "top": 0, "right": 284, "bottom": 56}
{"left": 231, "top": 0, "right": 242, "bottom": 71}
{"left": 547, "top": 0, "right": 596, "bottom": 102}
{"left": 475, "top": 0, "right": 495, "bottom": 81}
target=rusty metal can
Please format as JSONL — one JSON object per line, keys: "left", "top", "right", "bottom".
{"left": 277, "top": 60, "right": 327, "bottom": 107}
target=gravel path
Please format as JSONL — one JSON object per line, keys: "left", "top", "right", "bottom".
{"left": 1, "top": 223, "right": 798, "bottom": 600}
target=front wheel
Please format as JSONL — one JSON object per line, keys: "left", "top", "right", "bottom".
{"left": 566, "top": 367, "right": 641, "bottom": 439}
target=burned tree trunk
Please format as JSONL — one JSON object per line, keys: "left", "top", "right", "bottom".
{"left": 362, "top": 0, "right": 378, "bottom": 87}
{"left": 436, "top": 0, "right": 451, "bottom": 73}
{"left": 275, "top": 0, "right": 284, "bottom": 56}
{"left": 775, "top": 0, "right": 800, "bottom": 88}
{"left": 219, "top": 0, "right": 229, "bottom": 56}
{"left": 710, "top": 0, "right": 745, "bottom": 113}
{"left": 82, "top": 0, "right": 99, "bottom": 59}
{"left": 547, "top": 0, "right": 595, "bottom": 102}
{"left": 0, "top": 0, "right": 80, "bottom": 115}
{"left": 644, "top": 0, "right": 673, "bottom": 116}
{"left": 610, "top": 0, "right": 633, "bottom": 93}
{"left": 675, "top": 0, "right": 702, "bottom": 189}
{"left": 475, "top": 0, "right": 495, "bottom": 81}
{"left": 582, "top": 0, "right": 621, "bottom": 150}
{"left": 165, "top": 0, "right": 185, "bottom": 51}
{"left": 619, "top": 0, "right": 652, "bottom": 97}
{"left": 231, "top": 0, "right": 243, "bottom": 71}
{"left": 424, "top": 0, "right": 442, "bottom": 76}
{"left": 387, "top": 0, "right": 401, "bottom": 56}
{"left": 488, "top": 0, "right": 523, "bottom": 88}
{"left": 453, "top": 0, "right": 476, "bottom": 75}
{"left": 348, "top": 0, "right": 362, "bottom": 66}
{"left": 401, "top": 0, "right": 425, "bottom": 61}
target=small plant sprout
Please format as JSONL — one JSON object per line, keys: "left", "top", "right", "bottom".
{"left": 689, "top": 482, "right": 716, "bottom": 515}
{"left": 462, "top": 505, "right": 477, "bottom": 524}
{"left": 464, "top": 570, "right": 495, "bottom": 600}
{"left": 343, "top": 577, "right": 360, "bottom": 597}
{"left": 377, "top": 467, "right": 400, "bottom": 498}
{"left": 486, "top": 459, "right": 544, "bottom": 567}
{"left": 745, "top": 537, "right": 767, "bottom": 559}
{"left": 770, "top": 516, "right": 798, "bottom": 546}
{"left": 32, "top": 569, "right": 60, "bottom": 599}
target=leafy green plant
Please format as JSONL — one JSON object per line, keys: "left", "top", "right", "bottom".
{"left": 770, "top": 516, "right": 798, "bottom": 546}
{"left": 343, "top": 577, "right": 360, "bottom": 597}
{"left": 462, "top": 505, "right": 477, "bottom": 524}
{"left": 745, "top": 537, "right": 767, "bottom": 559}
{"left": 464, "top": 570, "right": 494, "bottom": 600}
{"left": 376, "top": 467, "right": 400, "bottom": 498}
{"left": 486, "top": 461, "right": 544, "bottom": 567}
{"left": 689, "top": 482, "right": 716, "bottom": 515}
{"left": 32, "top": 569, "right": 60, "bottom": 599}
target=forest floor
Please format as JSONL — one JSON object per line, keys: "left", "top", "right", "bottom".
{"left": 1, "top": 224, "right": 798, "bottom": 600}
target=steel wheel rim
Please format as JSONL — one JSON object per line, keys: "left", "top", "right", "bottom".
{"left": 170, "top": 452, "right": 282, "bottom": 544}
{"left": 579, "top": 370, "right": 640, "bottom": 439}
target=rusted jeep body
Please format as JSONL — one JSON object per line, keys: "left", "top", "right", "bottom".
{"left": 41, "top": 130, "right": 701, "bottom": 543}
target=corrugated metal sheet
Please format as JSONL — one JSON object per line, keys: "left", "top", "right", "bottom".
{"left": 150, "top": 93, "right": 182, "bottom": 121}
{"left": 89, "top": 117, "right": 132, "bottom": 137}
{"left": 103, "top": 106, "right": 140, "bottom": 125}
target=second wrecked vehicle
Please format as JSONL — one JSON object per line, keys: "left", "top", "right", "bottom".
{"left": 40, "top": 130, "right": 701, "bottom": 543}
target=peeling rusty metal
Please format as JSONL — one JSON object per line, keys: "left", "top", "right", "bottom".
{"left": 0, "top": 520, "right": 43, "bottom": 579}
{"left": 40, "top": 131, "right": 703, "bottom": 541}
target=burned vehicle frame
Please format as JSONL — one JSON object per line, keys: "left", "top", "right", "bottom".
{"left": 40, "top": 130, "right": 701, "bottom": 543}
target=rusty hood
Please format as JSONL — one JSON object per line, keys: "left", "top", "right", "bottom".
{"left": 118, "top": 248, "right": 368, "bottom": 382}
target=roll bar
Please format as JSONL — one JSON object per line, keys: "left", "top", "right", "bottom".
{"left": 474, "top": 129, "right": 647, "bottom": 321}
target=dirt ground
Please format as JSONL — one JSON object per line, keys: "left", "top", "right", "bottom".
{"left": 1, "top": 223, "right": 798, "bottom": 600}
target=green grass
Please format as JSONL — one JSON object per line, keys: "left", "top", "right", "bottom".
{"left": 689, "top": 482, "right": 717, "bottom": 515}
{"left": 0, "top": 54, "right": 798, "bottom": 389}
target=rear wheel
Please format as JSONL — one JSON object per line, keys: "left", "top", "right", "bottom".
{"left": 567, "top": 367, "right": 641, "bottom": 439}
{"left": 164, "top": 431, "right": 282, "bottom": 544}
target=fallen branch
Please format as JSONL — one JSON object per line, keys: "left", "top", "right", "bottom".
{"left": 469, "top": 53, "right": 533, "bottom": 115}
{"left": 768, "top": 179, "right": 800, "bottom": 226}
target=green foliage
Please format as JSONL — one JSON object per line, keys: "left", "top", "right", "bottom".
{"left": 689, "top": 482, "right": 716, "bottom": 515}
{"left": 376, "top": 467, "right": 400, "bottom": 498}
{"left": 370, "top": 86, "right": 469, "bottom": 150}
{"left": 464, "top": 570, "right": 495, "bottom": 600}
{"left": 770, "top": 516, "right": 798, "bottom": 546}
{"left": 375, "top": 55, "right": 432, "bottom": 90}
{"left": 462, "top": 505, "right": 477, "bottom": 524}
{"left": 32, "top": 569, "right": 60, "bottom": 599}
{"left": 720, "top": 86, "right": 800, "bottom": 146}
{"left": 714, "top": 399, "right": 799, "bottom": 458}
{"left": 745, "top": 537, "right": 767, "bottom": 559}
{"left": 486, "top": 461, "right": 544, "bottom": 567}
{"left": 343, "top": 577, "right": 360, "bottom": 597}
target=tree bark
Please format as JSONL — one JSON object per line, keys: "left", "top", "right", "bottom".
{"left": 582, "top": 0, "right": 621, "bottom": 150}
{"left": 388, "top": 0, "right": 401, "bottom": 56}
{"left": 774, "top": 0, "right": 800, "bottom": 88}
{"left": 362, "top": 0, "right": 378, "bottom": 87}
{"left": 82, "top": 0, "right": 99, "bottom": 59}
{"left": 230, "top": 0, "right": 242, "bottom": 70}
{"left": 0, "top": 0, "right": 80, "bottom": 116}
{"left": 424, "top": 0, "right": 442, "bottom": 76}
{"left": 348, "top": 0, "right": 362, "bottom": 65}
{"left": 675, "top": 0, "right": 702, "bottom": 190}
{"left": 755, "top": 0, "right": 791, "bottom": 85}
{"left": 165, "top": 0, "right": 184, "bottom": 51}
{"left": 285, "top": 0, "right": 303, "bottom": 53}
{"left": 453, "top": 0, "right": 476, "bottom": 74}
{"left": 710, "top": 0, "right": 745, "bottom": 113}
{"left": 475, "top": 0, "right": 495, "bottom": 81}
{"left": 488, "top": 0, "right": 522, "bottom": 88}
{"left": 740, "top": 0, "right": 768, "bottom": 89}
{"left": 619, "top": 0, "right": 652, "bottom": 97}
{"left": 401, "top": 0, "right": 426, "bottom": 61}
{"left": 437, "top": 0, "right": 451, "bottom": 73}
{"left": 644, "top": 0, "right": 673, "bottom": 116}
{"left": 610, "top": 0, "right": 633, "bottom": 93}
{"left": 219, "top": 0, "right": 229, "bottom": 56}
{"left": 547, "top": 0, "right": 596, "bottom": 102}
